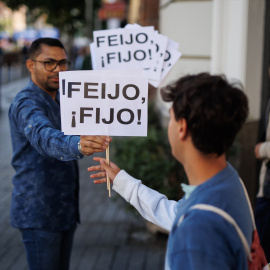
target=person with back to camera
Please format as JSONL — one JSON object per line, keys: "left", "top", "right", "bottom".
{"left": 88, "top": 73, "right": 254, "bottom": 269}
{"left": 9, "top": 37, "right": 111, "bottom": 270}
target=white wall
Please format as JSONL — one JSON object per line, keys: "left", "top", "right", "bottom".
{"left": 211, "top": 0, "right": 264, "bottom": 119}
{"left": 159, "top": 0, "right": 212, "bottom": 84}
{"left": 158, "top": 0, "right": 265, "bottom": 120}
{"left": 158, "top": 0, "right": 212, "bottom": 115}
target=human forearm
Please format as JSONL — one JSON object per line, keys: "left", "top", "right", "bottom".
{"left": 12, "top": 103, "right": 110, "bottom": 161}
{"left": 89, "top": 158, "right": 178, "bottom": 231}
{"left": 112, "top": 170, "right": 177, "bottom": 231}
{"left": 29, "top": 126, "right": 81, "bottom": 161}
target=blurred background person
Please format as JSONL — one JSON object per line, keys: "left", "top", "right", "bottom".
{"left": 254, "top": 67, "right": 270, "bottom": 262}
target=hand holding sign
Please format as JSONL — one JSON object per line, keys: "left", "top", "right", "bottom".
{"left": 59, "top": 69, "right": 148, "bottom": 197}
{"left": 79, "top": 135, "right": 111, "bottom": 156}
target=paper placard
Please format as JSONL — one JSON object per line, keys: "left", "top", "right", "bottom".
{"left": 93, "top": 26, "right": 156, "bottom": 79}
{"left": 59, "top": 70, "right": 148, "bottom": 136}
{"left": 91, "top": 24, "right": 182, "bottom": 88}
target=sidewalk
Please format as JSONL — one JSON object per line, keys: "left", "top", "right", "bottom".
{"left": 0, "top": 77, "right": 167, "bottom": 270}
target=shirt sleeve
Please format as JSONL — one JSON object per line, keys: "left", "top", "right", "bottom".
{"left": 259, "top": 141, "right": 270, "bottom": 159}
{"left": 10, "top": 95, "right": 82, "bottom": 161}
{"left": 112, "top": 170, "right": 179, "bottom": 232}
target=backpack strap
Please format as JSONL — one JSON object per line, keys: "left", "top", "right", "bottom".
{"left": 177, "top": 203, "right": 251, "bottom": 261}
{"left": 176, "top": 178, "right": 268, "bottom": 266}
{"left": 191, "top": 204, "right": 251, "bottom": 261}
{"left": 238, "top": 178, "right": 256, "bottom": 230}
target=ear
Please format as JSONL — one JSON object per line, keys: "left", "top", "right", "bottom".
{"left": 178, "top": 118, "right": 188, "bottom": 140}
{"left": 26, "top": 59, "right": 34, "bottom": 73}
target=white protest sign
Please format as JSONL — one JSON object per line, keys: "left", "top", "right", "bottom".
{"left": 124, "top": 25, "right": 168, "bottom": 81}
{"left": 151, "top": 32, "right": 168, "bottom": 81}
{"left": 59, "top": 70, "right": 148, "bottom": 136}
{"left": 92, "top": 26, "right": 156, "bottom": 79}
{"left": 90, "top": 24, "right": 182, "bottom": 88}
{"left": 149, "top": 39, "right": 182, "bottom": 87}
{"left": 161, "top": 40, "right": 182, "bottom": 80}
{"left": 124, "top": 23, "right": 141, "bottom": 29}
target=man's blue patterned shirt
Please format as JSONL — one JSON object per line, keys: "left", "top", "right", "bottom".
{"left": 9, "top": 80, "right": 83, "bottom": 231}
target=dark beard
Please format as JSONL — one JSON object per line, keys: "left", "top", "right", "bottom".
{"left": 46, "top": 76, "right": 59, "bottom": 92}
{"left": 46, "top": 88, "right": 58, "bottom": 93}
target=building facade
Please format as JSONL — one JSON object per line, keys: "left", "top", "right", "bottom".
{"left": 133, "top": 0, "right": 269, "bottom": 206}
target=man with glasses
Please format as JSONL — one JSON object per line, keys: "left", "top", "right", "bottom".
{"left": 8, "top": 38, "right": 111, "bottom": 270}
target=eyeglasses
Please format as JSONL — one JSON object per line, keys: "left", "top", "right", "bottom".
{"left": 31, "top": 59, "right": 71, "bottom": 71}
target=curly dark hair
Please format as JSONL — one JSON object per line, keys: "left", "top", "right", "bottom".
{"left": 28, "top": 38, "right": 66, "bottom": 59}
{"left": 160, "top": 73, "right": 249, "bottom": 156}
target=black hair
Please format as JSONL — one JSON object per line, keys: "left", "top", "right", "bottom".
{"left": 160, "top": 72, "right": 249, "bottom": 156}
{"left": 28, "top": 38, "right": 66, "bottom": 59}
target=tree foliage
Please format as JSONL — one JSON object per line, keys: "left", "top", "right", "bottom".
{"left": 4, "top": 0, "right": 101, "bottom": 33}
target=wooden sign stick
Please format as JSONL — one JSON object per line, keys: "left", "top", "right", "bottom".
{"left": 106, "top": 145, "right": 111, "bottom": 197}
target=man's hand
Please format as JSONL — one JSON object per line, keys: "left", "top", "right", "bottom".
{"left": 88, "top": 157, "right": 121, "bottom": 184}
{"left": 79, "top": 135, "right": 111, "bottom": 156}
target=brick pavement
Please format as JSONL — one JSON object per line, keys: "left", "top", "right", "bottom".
{"left": 0, "top": 77, "right": 167, "bottom": 270}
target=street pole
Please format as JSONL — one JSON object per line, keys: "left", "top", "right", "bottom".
{"left": 85, "top": 0, "right": 93, "bottom": 39}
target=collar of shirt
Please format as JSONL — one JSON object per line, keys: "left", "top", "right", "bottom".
{"left": 181, "top": 183, "right": 198, "bottom": 199}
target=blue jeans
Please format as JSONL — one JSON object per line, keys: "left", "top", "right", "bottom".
{"left": 20, "top": 225, "right": 77, "bottom": 270}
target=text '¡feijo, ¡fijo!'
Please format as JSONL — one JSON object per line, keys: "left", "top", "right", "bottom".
{"left": 59, "top": 70, "right": 148, "bottom": 137}
{"left": 62, "top": 80, "right": 145, "bottom": 127}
